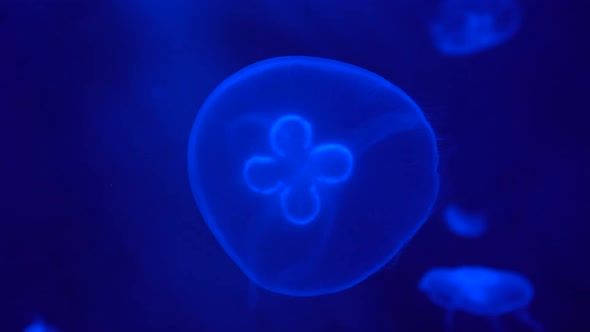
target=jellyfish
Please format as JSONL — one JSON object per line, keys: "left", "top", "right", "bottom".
{"left": 418, "top": 265, "right": 543, "bottom": 332}
{"left": 23, "top": 317, "right": 60, "bottom": 332}
{"left": 443, "top": 204, "right": 488, "bottom": 238}
{"left": 188, "top": 56, "right": 439, "bottom": 296}
{"left": 429, "top": 0, "right": 522, "bottom": 56}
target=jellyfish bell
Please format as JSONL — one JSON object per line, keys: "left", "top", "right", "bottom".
{"left": 188, "top": 56, "right": 439, "bottom": 296}
{"left": 419, "top": 265, "right": 542, "bottom": 331}
{"left": 420, "top": 266, "right": 533, "bottom": 315}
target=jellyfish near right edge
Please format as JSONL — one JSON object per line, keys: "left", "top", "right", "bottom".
{"left": 429, "top": 0, "right": 522, "bottom": 56}
{"left": 187, "top": 56, "right": 439, "bottom": 296}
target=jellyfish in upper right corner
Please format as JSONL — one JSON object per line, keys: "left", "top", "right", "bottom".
{"left": 418, "top": 265, "right": 543, "bottom": 332}
{"left": 443, "top": 204, "right": 488, "bottom": 238}
{"left": 429, "top": 0, "right": 522, "bottom": 56}
{"left": 188, "top": 56, "right": 440, "bottom": 296}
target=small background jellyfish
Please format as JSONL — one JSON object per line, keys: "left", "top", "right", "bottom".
{"left": 418, "top": 265, "right": 543, "bottom": 332}
{"left": 443, "top": 204, "right": 488, "bottom": 238}
{"left": 429, "top": 0, "right": 522, "bottom": 56}
{"left": 188, "top": 56, "right": 439, "bottom": 296}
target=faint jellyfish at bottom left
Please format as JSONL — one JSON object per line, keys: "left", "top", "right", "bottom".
{"left": 418, "top": 265, "right": 543, "bottom": 332}
{"left": 23, "top": 317, "right": 60, "bottom": 332}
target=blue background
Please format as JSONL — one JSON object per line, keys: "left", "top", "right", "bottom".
{"left": 1, "top": 0, "right": 587, "bottom": 331}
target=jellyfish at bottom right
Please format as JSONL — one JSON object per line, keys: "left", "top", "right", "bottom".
{"left": 418, "top": 265, "right": 543, "bottom": 332}
{"left": 429, "top": 0, "right": 522, "bottom": 56}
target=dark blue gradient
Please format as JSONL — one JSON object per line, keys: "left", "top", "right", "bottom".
{"left": 0, "top": 0, "right": 586, "bottom": 331}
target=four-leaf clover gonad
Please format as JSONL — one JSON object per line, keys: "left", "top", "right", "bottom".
{"left": 243, "top": 115, "right": 354, "bottom": 225}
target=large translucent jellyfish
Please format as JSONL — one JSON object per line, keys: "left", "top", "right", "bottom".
{"left": 419, "top": 266, "right": 543, "bottom": 332}
{"left": 443, "top": 204, "right": 488, "bottom": 238}
{"left": 429, "top": 0, "right": 522, "bottom": 56}
{"left": 188, "top": 56, "right": 439, "bottom": 296}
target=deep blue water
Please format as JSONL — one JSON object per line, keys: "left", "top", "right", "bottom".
{"left": 1, "top": 0, "right": 588, "bottom": 331}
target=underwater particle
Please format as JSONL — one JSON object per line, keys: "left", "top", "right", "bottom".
{"left": 429, "top": 0, "right": 522, "bottom": 56}
{"left": 418, "top": 266, "right": 543, "bottom": 331}
{"left": 188, "top": 56, "right": 439, "bottom": 296}
{"left": 443, "top": 204, "right": 487, "bottom": 238}
{"left": 23, "top": 317, "right": 60, "bottom": 332}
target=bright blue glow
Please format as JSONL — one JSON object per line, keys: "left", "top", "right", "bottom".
{"left": 443, "top": 204, "right": 487, "bottom": 238}
{"left": 430, "top": 0, "right": 522, "bottom": 56}
{"left": 188, "top": 56, "right": 439, "bottom": 296}
{"left": 419, "top": 266, "right": 542, "bottom": 331}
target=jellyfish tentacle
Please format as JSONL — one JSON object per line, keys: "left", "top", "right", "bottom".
{"left": 270, "top": 114, "right": 313, "bottom": 158}
{"left": 444, "top": 310, "right": 456, "bottom": 332}
{"left": 513, "top": 310, "right": 544, "bottom": 332}
{"left": 309, "top": 144, "right": 354, "bottom": 184}
{"left": 243, "top": 156, "right": 284, "bottom": 194}
{"left": 488, "top": 317, "right": 506, "bottom": 332}
{"left": 280, "top": 185, "right": 321, "bottom": 225}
